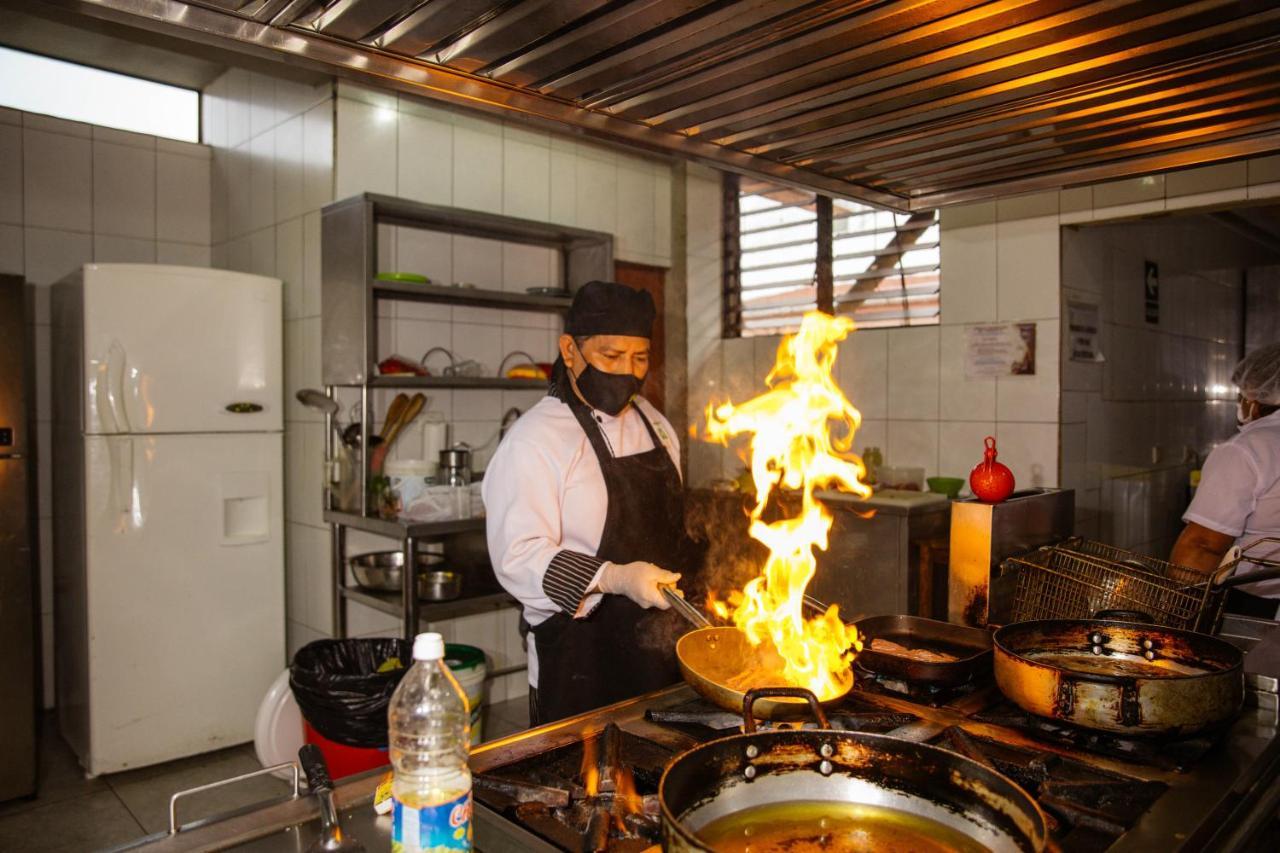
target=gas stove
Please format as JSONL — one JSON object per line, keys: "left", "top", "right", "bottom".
{"left": 470, "top": 614, "right": 1280, "bottom": 853}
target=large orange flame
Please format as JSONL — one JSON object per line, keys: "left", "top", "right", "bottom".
{"left": 703, "top": 312, "right": 869, "bottom": 699}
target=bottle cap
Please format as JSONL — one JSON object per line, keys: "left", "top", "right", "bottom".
{"left": 413, "top": 632, "right": 445, "bottom": 661}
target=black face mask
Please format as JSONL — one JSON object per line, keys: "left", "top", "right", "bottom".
{"left": 573, "top": 362, "right": 643, "bottom": 416}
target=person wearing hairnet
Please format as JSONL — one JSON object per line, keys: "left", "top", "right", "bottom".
{"left": 1172, "top": 342, "right": 1280, "bottom": 618}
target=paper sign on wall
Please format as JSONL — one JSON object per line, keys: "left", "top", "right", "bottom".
{"left": 1067, "top": 301, "right": 1104, "bottom": 363}
{"left": 965, "top": 323, "right": 1037, "bottom": 378}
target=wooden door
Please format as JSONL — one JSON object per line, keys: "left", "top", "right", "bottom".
{"left": 614, "top": 261, "right": 666, "bottom": 413}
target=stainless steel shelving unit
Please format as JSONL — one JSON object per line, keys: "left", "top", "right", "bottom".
{"left": 320, "top": 193, "right": 613, "bottom": 640}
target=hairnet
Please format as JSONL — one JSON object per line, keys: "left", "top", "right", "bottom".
{"left": 1232, "top": 342, "right": 1280, "bottom": 406}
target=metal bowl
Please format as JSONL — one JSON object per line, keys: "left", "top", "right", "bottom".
{"left": 349, "top": 551, "right": 460, "bottom": 600}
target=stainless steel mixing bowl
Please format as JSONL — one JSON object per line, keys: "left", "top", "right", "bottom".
{"left": 348, "top": 551, "right": 461, "bottom": 600}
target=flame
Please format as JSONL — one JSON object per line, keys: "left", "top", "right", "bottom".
{"left": 703, "top": 312, "right": 869, "bottom": 700}
{"left": 611, "top": 765, "right": 642, "bottom": 831}
{"left": 580, "top": 735, "right": 599, "bottom": 797}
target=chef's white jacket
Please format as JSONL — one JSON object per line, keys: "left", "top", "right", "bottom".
{"left": 1184, "top": 409, "right": 1280, "bottom": 597}
{"left": 481, "top": 394, "right": 681, "bottom": 684}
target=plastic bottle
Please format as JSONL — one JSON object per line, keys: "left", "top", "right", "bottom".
{"left": 389, "top": 632, "right": 472, "bottom": 852}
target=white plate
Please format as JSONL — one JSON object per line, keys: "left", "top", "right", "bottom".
{"left": 254, "top": 668, "right": 304, "bottom": 781}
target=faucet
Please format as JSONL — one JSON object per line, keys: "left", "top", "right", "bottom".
{"left": 500, "top": 407, "right": 523, "bottom": 440}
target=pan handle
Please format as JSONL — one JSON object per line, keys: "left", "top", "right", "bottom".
{"left": 661, "top": 585, "right": 710, "bottom": 629}
{"left": 742, "top": 688, "right": 829, "bottom": 733}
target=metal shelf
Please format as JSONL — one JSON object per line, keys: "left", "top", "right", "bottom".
{"left": 322, "top": 193, "right": 613, "bottom": 641}
{"left": 324, "top": 510, "right": 485, "bottom": 540}
{"left": 372, "top": 279, "right": 571, "bottom": 312}
{"left": 364, "top": 375, "right": 548, "bottom": 390}
{"left": 340, "top": 585, "right": 515, "bottom": 624}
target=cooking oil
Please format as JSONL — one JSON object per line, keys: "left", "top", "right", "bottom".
{"left": 696, "top": 800, "right": 988, "bottom": 853}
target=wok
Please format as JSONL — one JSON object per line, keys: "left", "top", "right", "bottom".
{"left": 660, "top": 687, "right": 1049, "bottom": 852}
{"left": 993, "top": 613, "right": 1245, "bottom": 736}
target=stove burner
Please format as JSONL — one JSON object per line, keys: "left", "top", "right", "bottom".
{"left": 935, "top": 726, "right": 1167, "bottom": 851}
{"left": 972, "top": 704, "right": 1223, "bottom": 772}
{"left": 852, "top": 663, "right": 984, "bottom": 706}
{"left": 474, "top": 724, "right": 669, "bottom": 852}
{"left": 644, "top": 695, "right": 917, "bottom": 741}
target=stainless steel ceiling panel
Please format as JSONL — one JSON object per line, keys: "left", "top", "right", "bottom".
{"left": 35, "top": 0, "right": 1280, "bottom": 210}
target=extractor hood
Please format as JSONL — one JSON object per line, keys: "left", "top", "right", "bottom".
{"left": 30, "top": 0, "right": 1280, "bottom": 211}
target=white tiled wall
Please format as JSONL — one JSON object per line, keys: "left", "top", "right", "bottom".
{"left": 0, "top": 106, "right": 213, "bottom": 708}
{"left": 202, "top": 67, "right": 337, "bottom": 667}
{"left": 687, "top": 189, "right": 1063, "bottom": 492}
{"left": 1058, "top": 212, "right": 1280, "bottom": 543}
{"left": 204, "top": 74, "right": 678, "bottom": 698}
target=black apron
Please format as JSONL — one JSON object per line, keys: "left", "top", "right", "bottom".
{"left": 529, "top": 396, "right": 692, "bottom": 725}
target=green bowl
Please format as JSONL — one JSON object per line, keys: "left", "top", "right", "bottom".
{"left": 927, "top": 476, "right": 965, "bottom": 498}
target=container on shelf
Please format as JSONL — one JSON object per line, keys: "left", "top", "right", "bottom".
{"left": 386, "top": 458, "right": 435, "bottom": 510}
{"left": 393, "top": 411, "right": 448, "bottom": 472}
{"left": 328, "top": 445, "right": 362, "bottom": 512}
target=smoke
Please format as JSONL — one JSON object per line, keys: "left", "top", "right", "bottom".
{"left": 683, "top": 489, "right": 768, "bottom": 604}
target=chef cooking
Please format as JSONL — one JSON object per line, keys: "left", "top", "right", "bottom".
{"left": 1172, "top": 342, "right": 1280, "bottom": 618}
{"left": 482, "top": 280, "right": 700, "bottom": 725}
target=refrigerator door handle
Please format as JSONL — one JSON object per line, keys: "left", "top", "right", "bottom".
{"left": 106, "top": 340, "right": 133, "bottom": 434}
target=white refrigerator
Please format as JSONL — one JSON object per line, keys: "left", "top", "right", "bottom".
{"left": 52, "top": 264, "right": 285, "bottom": 776}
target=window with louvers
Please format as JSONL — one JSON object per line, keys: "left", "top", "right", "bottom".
{"left": 724, "top": 176, "right": 940, "bottom": 336}
{"left": 731, "top": 178, "right": 820, "bottom": 336}
{"left": 832, "top": 201, "right": 940, "bottom": 329}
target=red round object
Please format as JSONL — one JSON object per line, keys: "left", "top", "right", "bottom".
{"left": 969, "top": 436, "right": 1015, "bottom": 504}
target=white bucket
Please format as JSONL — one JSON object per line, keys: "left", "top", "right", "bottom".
{"left": 445, "top": 644, "right": 488, "bottom": 746}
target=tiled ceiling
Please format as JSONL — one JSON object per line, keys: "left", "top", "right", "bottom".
{"left": 36, "top": 0, "right": 1280, "bottom": 211}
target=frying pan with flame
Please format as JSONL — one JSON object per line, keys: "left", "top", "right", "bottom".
{"left": 662, "top": 587, "right": 854, "bottom": 719}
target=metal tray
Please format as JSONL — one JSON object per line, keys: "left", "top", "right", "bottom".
{"left": 854, "top": 615, "right": 993, "bottom": 687}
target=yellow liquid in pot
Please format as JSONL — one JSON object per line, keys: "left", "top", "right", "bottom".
{"left": 696, "top": 800, "right": 989, "bottom": 853}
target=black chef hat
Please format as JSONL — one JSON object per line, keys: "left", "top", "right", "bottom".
{"left": 564, "top": 280, "right": 655, "bottom": 338}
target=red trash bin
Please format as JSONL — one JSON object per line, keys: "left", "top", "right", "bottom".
{"left": 303, "top": 719, "right": 390, "bottom": 779}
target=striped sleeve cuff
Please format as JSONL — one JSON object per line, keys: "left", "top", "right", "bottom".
{"left": 542, "top": 550, "right": 605, "bottom": 615}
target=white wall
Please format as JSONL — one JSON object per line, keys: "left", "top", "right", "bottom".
{"left": 687, "top": 187, "right": 1062, "bottom": 494}
{"left": 200, "top": 67, "right": 336, "bottom": 674}
{"left": 332, "top": 82, "right": 675, "bottom": 702}
{"left": 1059, "top": 211, "right": 1280, "bottom": 549}
{"left": 201, "top": 73, "right": 677, "bottom": 702}
{"left": 0, "top": 105, "right": 212, "bottom": 707}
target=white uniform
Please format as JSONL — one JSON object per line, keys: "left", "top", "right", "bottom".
{"left": 481, "top": 394, "right": 681, "bottom": 685}
{"left": 1183, "top": 410, "right": 1280, "bottom": 596}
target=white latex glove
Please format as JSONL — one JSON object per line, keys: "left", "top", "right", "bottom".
{"left": 597, "top": 561, "right": 681, "bottom": 609}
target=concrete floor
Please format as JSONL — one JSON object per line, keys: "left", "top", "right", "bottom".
{"left": 0, "top": 697, "right": 531, "bottom": 852}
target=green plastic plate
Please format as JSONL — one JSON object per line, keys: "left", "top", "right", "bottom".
{"left": 376, "top": 272, "right": 430, "bottom": 284}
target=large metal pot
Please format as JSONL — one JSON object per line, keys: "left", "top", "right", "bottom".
{"left": 659, "top": 688, "right": 1049, "bottom": 852}
{"left": 993, "top": 616, "right": 1244, "bottom": 736}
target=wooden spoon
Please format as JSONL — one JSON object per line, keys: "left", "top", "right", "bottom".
{"left": 379, "top": 393, "right": 410, "bottom": 442}
{"left": 371, "top": 393, "right": 426, "bottom": 475}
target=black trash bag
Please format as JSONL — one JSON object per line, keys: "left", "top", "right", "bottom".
{"left": 290, "top": 638, "right": 411, "bottom": 748}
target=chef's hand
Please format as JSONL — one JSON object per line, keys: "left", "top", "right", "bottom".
{"left": 597, "top": 562, "right": 681, "bottom": 609}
